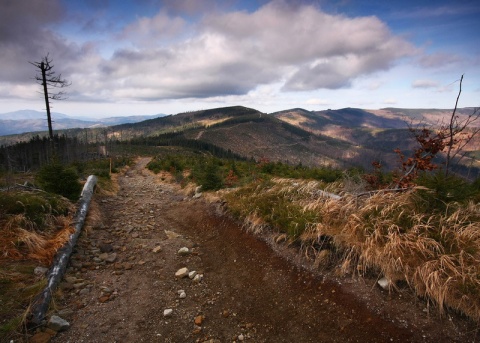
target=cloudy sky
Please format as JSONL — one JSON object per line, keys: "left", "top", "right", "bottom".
{"left": 1, "top": 0, "right": 479, "bottom": 117}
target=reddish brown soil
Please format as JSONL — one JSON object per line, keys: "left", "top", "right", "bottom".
{"left": 51, "top": 158, "right": 479, "bottom": 343}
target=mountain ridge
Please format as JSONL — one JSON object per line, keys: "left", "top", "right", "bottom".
{"left": 1, "top": 105, "right": 478, "bottom": 175}
{"left": 0, "top": 109, "right": 167, "bottom": 136}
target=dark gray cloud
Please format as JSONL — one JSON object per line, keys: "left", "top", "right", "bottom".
{"left": 0, "top": 0, "right": 83, "bottom": 85}
{"left": 0, "top": 1, "right": 61, "bottom": 78}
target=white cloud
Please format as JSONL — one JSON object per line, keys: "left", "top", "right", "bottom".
{"left": 0, "top": 0, "right": 421, "bottom": 108}
{"left": 82, "top": 1, "right": 415, "bottom": 102}
{"left": 412, "top": 79, "right": 439, "bottom": 89}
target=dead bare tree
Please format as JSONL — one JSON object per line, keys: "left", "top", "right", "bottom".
{"left": 443, "top": 74, "right": 480, "bottom": 176}
{"left": 365, "top": 75, "right": 480, "bottom": 191}
{"left": 30, "top": 54, "right": 71, "bottom": 140}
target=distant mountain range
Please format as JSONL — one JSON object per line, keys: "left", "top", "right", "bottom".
{"left": 0, "top": 110, "right": 166, "bottom": 136}
{"left": 1, "top": 106, "right": 478, "bottom": 176}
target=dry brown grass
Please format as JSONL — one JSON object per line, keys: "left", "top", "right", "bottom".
{"left": 301, "top": 190, "right": 480, "bottom": 320}
{"left": 1, "top": 213, "right": 74, "bottom": 265}
{"left": 224, "top": 177, "right": 480, "bottom": 321}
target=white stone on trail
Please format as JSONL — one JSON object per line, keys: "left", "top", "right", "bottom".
{"left": 178, "top": 290, "right": 187, "bottom": 299}
{"left": 163, "top": 309, "right": 173, "bottom": 317}
{"left": 193, "top": 274, "right": 203, "bottom": 283}
{"left": 378, "top": 277, "right": 391, "bottom": 290}
{"left": 152, "top": 246, "right": 162, "bottom": 253}
{"left": 188, "top": 271, "right": 197, "bottom": 279}
{"left": 48, "top": 315, "right": 70, "bottom": 332}
{"left": 175, "top": 267, "right": 189, "bottom": 278}
{"left": 178, "top": 247, "right": 190, "bottom": 255}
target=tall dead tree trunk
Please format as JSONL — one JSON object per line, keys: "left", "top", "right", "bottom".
{"left": 40, "top": 61, "right": 54, "bottom": 140}
{"left": 30, "top": 55, "right": 71, "bottom": 143}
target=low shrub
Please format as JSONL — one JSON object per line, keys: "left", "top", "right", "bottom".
{"left": 36, "top": 161, "right": 82, "bottom": 201}
{"left": 225, "top": 179, "right": 322, "bottom": 238}
{"left": 0, "top": 191, "right": 71, "bottom": 229}
{"left": 414, "top": 172, "right": 477, "bottom": 213}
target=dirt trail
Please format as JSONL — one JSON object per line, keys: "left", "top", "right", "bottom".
{"left": 53, "top": 158, "right": 478, "bottom": 343}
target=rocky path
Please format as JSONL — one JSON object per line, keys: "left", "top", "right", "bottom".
{"left": 51, "top": 158, "right": 477, "bottom": 343}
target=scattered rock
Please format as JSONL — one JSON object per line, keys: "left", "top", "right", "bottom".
{"left": 123, "top": 262, "right": 133, "bottom": 270}
{"left": 152, "top": 246, "right": 162, "bottom": 253}
{"left": 165, "top": 230, "right": 181, "bottom": 239}
{"left": 188, "top": 270, "right": 197, "bottom": 279}
{"left": 163, "top": 309, "right": 173, "bottom": 317}
{"left": 106, "top": 253, "right": 117, "bottom": 263}
{"left": 238, "top": 334, "right": 245, "bottom": 341}
{"left": 178, "top": 290, "right": 187, "bottom": 299}
{"left": 378, "top": 277, "right": 391, "bottom": 290}
{"left": 34, "top": 266, "right": 49, "bottom": 277}
{"left": 64, "top": 276, "right": 80, "bottom": 284}
{"left": 194, "top": 315, "right": 204, "bottom": 325}
{"left": 178, "top": 247, "right": 190, "bottom": 255}
{"left": 193, "top": 274, "right": 204, "bottom": 283}
{"left": 98, "top": 253, "right": 109, "bottom": 261}
{"left": 98, "top": 295, "right": 110, "bottom": 303}
{"left": 175, "top": 267, "right": 189, "bottom": 278}
{"left": 73, "top": 282, "right": 86, "bottom": 289}
{"left": 48, "top": 315, "right": 70, "bottom": 332}
{"left": 99, "top": 243, "right": 114, "bottom": 253}
{"left": 100, "top": 286, "right": 112, "bottom": 294}
{"left": 79, "top": 288, "right": 90, "bottom": 296}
